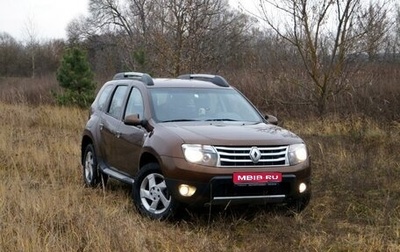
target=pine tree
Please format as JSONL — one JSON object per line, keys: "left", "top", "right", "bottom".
{"left": 55, "top": 47, "right": 96, "bottom": 107}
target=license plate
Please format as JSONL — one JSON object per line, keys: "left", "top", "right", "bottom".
{"left": 233, "top": 172, "right": 282, "bottom": 184}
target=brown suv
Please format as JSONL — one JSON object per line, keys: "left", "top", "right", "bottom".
{"left": 81, "top": 72, "right": 311, "bottom": 219}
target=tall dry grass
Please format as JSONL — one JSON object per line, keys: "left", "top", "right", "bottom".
{"left": 0, "top": 101, "right": 399, "bottom": 251}
{"left": 0, "top": 76, "right": 60, "bottom": 105}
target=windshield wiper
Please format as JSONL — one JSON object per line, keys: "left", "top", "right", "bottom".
{"left": 205, "top": 118, "right": 238, "bottom": 121}
{"left": 161, "top": 119, "right": 199, "bottom": 123}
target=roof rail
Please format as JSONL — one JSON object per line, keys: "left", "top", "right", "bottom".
{"left": 177, "top": 74, "right": 230, "bottom": 87}
{"left": 113, "top": 72, "right": 154, "bottom": 86}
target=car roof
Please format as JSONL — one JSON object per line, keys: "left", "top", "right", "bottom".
{"left": 110, "top": 72, "right": 231, "bottom": 89}
{"left": 151, "top": 78, "right": 231, "bottom": 88}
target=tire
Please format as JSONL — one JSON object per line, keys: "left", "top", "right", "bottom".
{"left": 133, "top": 163, "right": 178, "bottom": 220}
{"left": 83, "top": 144, "right": 108, "bottom": 187}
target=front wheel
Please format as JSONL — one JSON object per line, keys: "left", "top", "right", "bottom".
{"left": 83, "top": 144, "right": 108, "bottom": 187}
{"left": 133, "top": 163, "right": 178, "bottom": 220}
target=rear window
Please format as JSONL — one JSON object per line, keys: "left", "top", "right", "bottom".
{"left": 96, "top": 85, "right": 114, "bottom": 112}
{"left": 107, "top": 85, "right": 128, "bottom": 119}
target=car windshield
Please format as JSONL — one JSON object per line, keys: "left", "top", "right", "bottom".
{"left": 150, "top": 88, "right": 263, "bottom": 123}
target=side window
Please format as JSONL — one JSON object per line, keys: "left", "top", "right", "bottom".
{"left": 108, "top": 85, "right": 128, "bottom": 119}
{"left": 125, "top": 87, "right": 144, "bottom": 119}
{"left": 97, "top": 85, "right": 114, "bottom": 111}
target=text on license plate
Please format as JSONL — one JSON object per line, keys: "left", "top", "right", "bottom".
{"left": 233, "top": 172, "right": 282, "bottom": 184}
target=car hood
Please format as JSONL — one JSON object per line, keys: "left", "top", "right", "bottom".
{"left": 158, "top": 121, "right": 303, "bottom": 146}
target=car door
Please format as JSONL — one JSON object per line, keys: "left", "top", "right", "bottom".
{"left": 94, "top": 84, "right": 114, "bottom": 161}
{"left": 113, "top": 87, "right": 146, "bottom": 175}
{"left": 100, "top": 85, "right": 128, "bottom": 168}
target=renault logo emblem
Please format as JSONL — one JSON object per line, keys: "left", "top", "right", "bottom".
{"left": 249, "top": 147, "right": 261, "bottom": 163}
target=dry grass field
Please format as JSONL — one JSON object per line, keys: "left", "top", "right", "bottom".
{"left": 0, "top": 101, "right": 399, "bottom": 251}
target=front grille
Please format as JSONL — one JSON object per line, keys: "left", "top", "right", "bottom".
{"left": 209, "top": 176, "right": 292, "bottom": 198}
{"left": 215, "top": 146, "right": 288, "bottom": 167}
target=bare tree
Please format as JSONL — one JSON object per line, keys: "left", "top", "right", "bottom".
{"left": 357, "top": 0, "right": 391, "bottom": 61}
{"left": 390, "top": 3, "right": 400, "bottom": 60}
{"left": 85, "top": 0, "right": 158, "bottom": 71}
{"left": 0, "top": 33, "right": 22, "bottom": 76}
{"left": 23, "top": 16, "right": 40, "bottom": 78}
{"left": 75, "top": 0, "right": 252, "bottom": 76}
{"left": 257, "top": 0, "right": 383, "bottom": 116}
{"left": 149, "top": 0, "right": 240, "bottom": 75}
{"left": 66, "top": 15, "right": 102, "bottom": 44}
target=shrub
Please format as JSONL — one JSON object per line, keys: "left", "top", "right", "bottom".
{"left": 55, "top": 47, "right": 96, "bottom": 107}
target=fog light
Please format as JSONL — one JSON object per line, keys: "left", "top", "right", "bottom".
{"left": 299, "top": 183, "right": 307, "bottom": 193}
{"left": 178, "top": 184, "right": 196, "bottom": 197}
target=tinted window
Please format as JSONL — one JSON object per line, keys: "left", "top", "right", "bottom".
{"left": 125, "top": 88, "right": 144, "bottom": 119}
{"left": 97, "top": 85, "right": 114, "bottom": 111}
{"left": 108, "top": 85, "right": 128, "bottom": 118}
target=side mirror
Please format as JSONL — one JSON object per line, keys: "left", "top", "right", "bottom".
{"left": 124, "top": 114, "right": 154, "bottom": 132}
{"left": 265, "top": 114, "right": 278, "bottom": 125}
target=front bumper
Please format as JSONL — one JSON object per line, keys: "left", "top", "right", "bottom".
{"left": 165, "top": 173, "right": 311, "bottom": 207}
{"left": 161, "top": 156, "right": 311, "bottom": 207}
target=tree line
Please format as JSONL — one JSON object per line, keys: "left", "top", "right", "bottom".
{"left": 1, "top": 0, "right": 399, "bottom": 118}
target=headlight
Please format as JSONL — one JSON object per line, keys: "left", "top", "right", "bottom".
{"left": 182, "top": 144, "right": 218, "bottom": 166}
{"left": 288, "top": 143, "right": 308, "bottom": 165}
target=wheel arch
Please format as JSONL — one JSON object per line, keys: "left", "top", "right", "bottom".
{"left": 139, "top": 151, "right": 161, "bottom": 171}
{"left": 81, "top": 135, "right": 93, "bottom": 165}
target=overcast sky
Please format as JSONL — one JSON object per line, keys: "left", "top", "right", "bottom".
{"left": 0, "top": 0, "right": 258, "bottom": 42}
{"left": 0, "top": 0, "right": 89, "bottom": 41}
